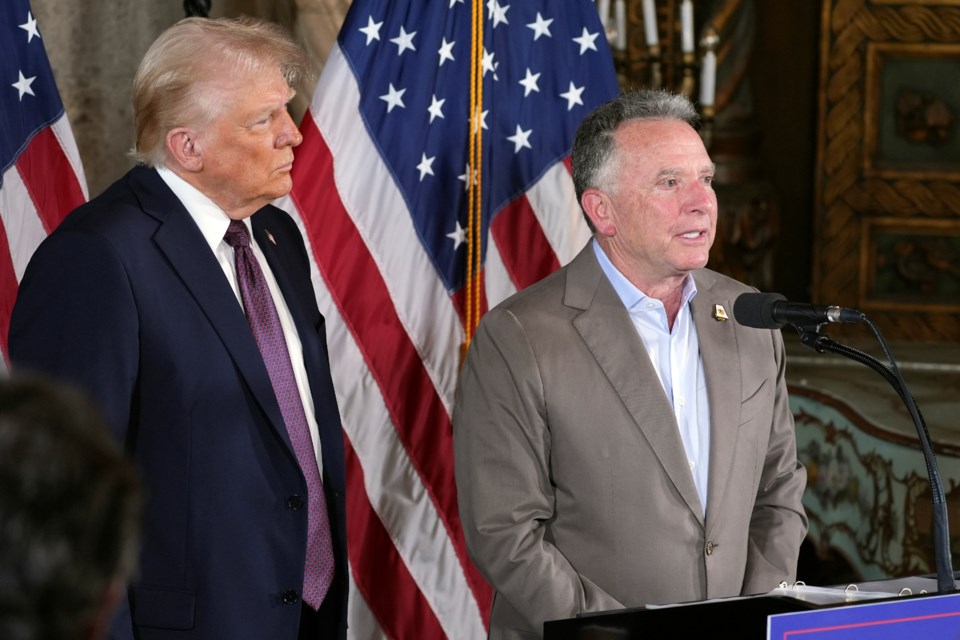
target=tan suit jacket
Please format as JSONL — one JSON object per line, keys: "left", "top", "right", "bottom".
{"left": 453, "top": 244, "right": 807, "bottom": 639}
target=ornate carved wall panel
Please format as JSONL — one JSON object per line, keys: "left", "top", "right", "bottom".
{"left": 791, "top": 387, "right": 960, "bottom": 581}
{"left": 816, "top": 0, "right": 960, "bottom": 340}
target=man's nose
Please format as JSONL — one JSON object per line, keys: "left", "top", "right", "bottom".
{"left": 277, "top": 110, "right": 303, "bottom": 148}
{"left": 685, "top": 180, "right": 716, "bottom": 213}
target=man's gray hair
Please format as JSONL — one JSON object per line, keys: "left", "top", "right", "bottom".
{"left": 571, "top": 90, "right": 700, "bottom": 229}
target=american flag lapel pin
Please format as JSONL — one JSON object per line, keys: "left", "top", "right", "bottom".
{"left": 712, "top": 304, "right": 728, "bottom": 321}
{"left": 264, "top": 229, "right": 277, "bottom": 246}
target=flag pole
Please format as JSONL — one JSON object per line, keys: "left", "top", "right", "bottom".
{"left": 463, "top": 0, "right": 484, "bottom": 358}
{"left": 183, "top": 0, "right": 211, "bottom": 17}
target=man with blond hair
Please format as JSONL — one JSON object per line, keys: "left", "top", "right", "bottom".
{"left": 10, "top": 18, "right": 347, "bottom": 639}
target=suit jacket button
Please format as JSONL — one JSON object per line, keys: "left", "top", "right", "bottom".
{"left": 705, "top": 541, "right": 715, "bottom": 556}
{"left": 281, "top": 590, "right": 300, "bottom": 605}
{"left": 287, "top": 495, "right": 304, "bottom": 511}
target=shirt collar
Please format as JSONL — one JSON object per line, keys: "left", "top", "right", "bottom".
{"left": 156, "top": 165, "right": 252, "bottom": 252}
{"left": 591, "top": 238, "right": 698, "bottom": 311}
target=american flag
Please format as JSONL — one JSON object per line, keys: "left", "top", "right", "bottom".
{"left": 0, "top": 0, "right": 87, "bottom": 367}
{"left": 280, "top": 0, "right": 619, "bottom": 636}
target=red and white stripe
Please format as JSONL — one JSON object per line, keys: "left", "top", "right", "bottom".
{"left": 0, "top": 115, "right": 87, "bottom": 366}
{"left": 281, "top": 41, "right": 590, "bottom": 639}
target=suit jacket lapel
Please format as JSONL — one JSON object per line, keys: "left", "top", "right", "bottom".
{"left": 566, "top": 246, "right": 705, "bottom": 523}
{"left": 253, "top": 212, "right": 348, "bottom": 494}
{"left": 252, "top": 213, "right": 339, "bottom": 427}
{"left": 132, "top": 168, "right": 296, "bottom": 454}
{"left": 690, "top": 270, "right": 742, "bottom": 527}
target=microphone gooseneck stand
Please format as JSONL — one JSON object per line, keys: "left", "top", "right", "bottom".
{"left": 794, "top": 317, "right": 956, "bottom": 593}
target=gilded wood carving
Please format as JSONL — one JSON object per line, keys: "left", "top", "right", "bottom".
{"left": 816, "top": 0, "right": 960, "bottom": 340}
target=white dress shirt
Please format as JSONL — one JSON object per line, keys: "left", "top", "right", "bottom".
{"left": 157, "top": 166, "right": 324, "bottom": 473}
{"left": 593, "top": 239, "right": 711, "bottom": 512}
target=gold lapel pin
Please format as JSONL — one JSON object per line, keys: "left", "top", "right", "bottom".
{"left": 264, "top": 229, "right": 277, "bottom": 246}
{"left": 712, "top": 304, "right": 729, "bottom": 321}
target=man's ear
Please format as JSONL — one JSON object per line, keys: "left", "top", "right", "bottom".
{"left": 581, "top": 188, "right": 616, "bottom": 237}
{"left": 165, "top": 127, "right": 202, "bottom": 172}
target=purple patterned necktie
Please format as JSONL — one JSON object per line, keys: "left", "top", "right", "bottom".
{"left": 224, "top": 220, "right": 334, "bottom": 610}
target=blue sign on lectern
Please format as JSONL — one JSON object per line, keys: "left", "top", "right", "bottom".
{"left": 768, "top": 593, "right": 960, "bottom": 639}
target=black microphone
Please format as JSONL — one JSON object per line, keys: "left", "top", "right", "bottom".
{"left": 733, "top": 292, "right": 864, "bottom": 329}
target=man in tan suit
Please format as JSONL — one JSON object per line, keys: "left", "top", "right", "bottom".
{"left": 453, "top": 89, "right": 807, "bottom": 639}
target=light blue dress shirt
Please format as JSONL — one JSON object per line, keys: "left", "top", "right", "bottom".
{"left": 592, "top": 240, "right": 712, "bottom": 512}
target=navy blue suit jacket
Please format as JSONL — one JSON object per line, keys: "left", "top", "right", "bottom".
{"left": 9, "top": 166, "right": 348, "bottom": 640}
